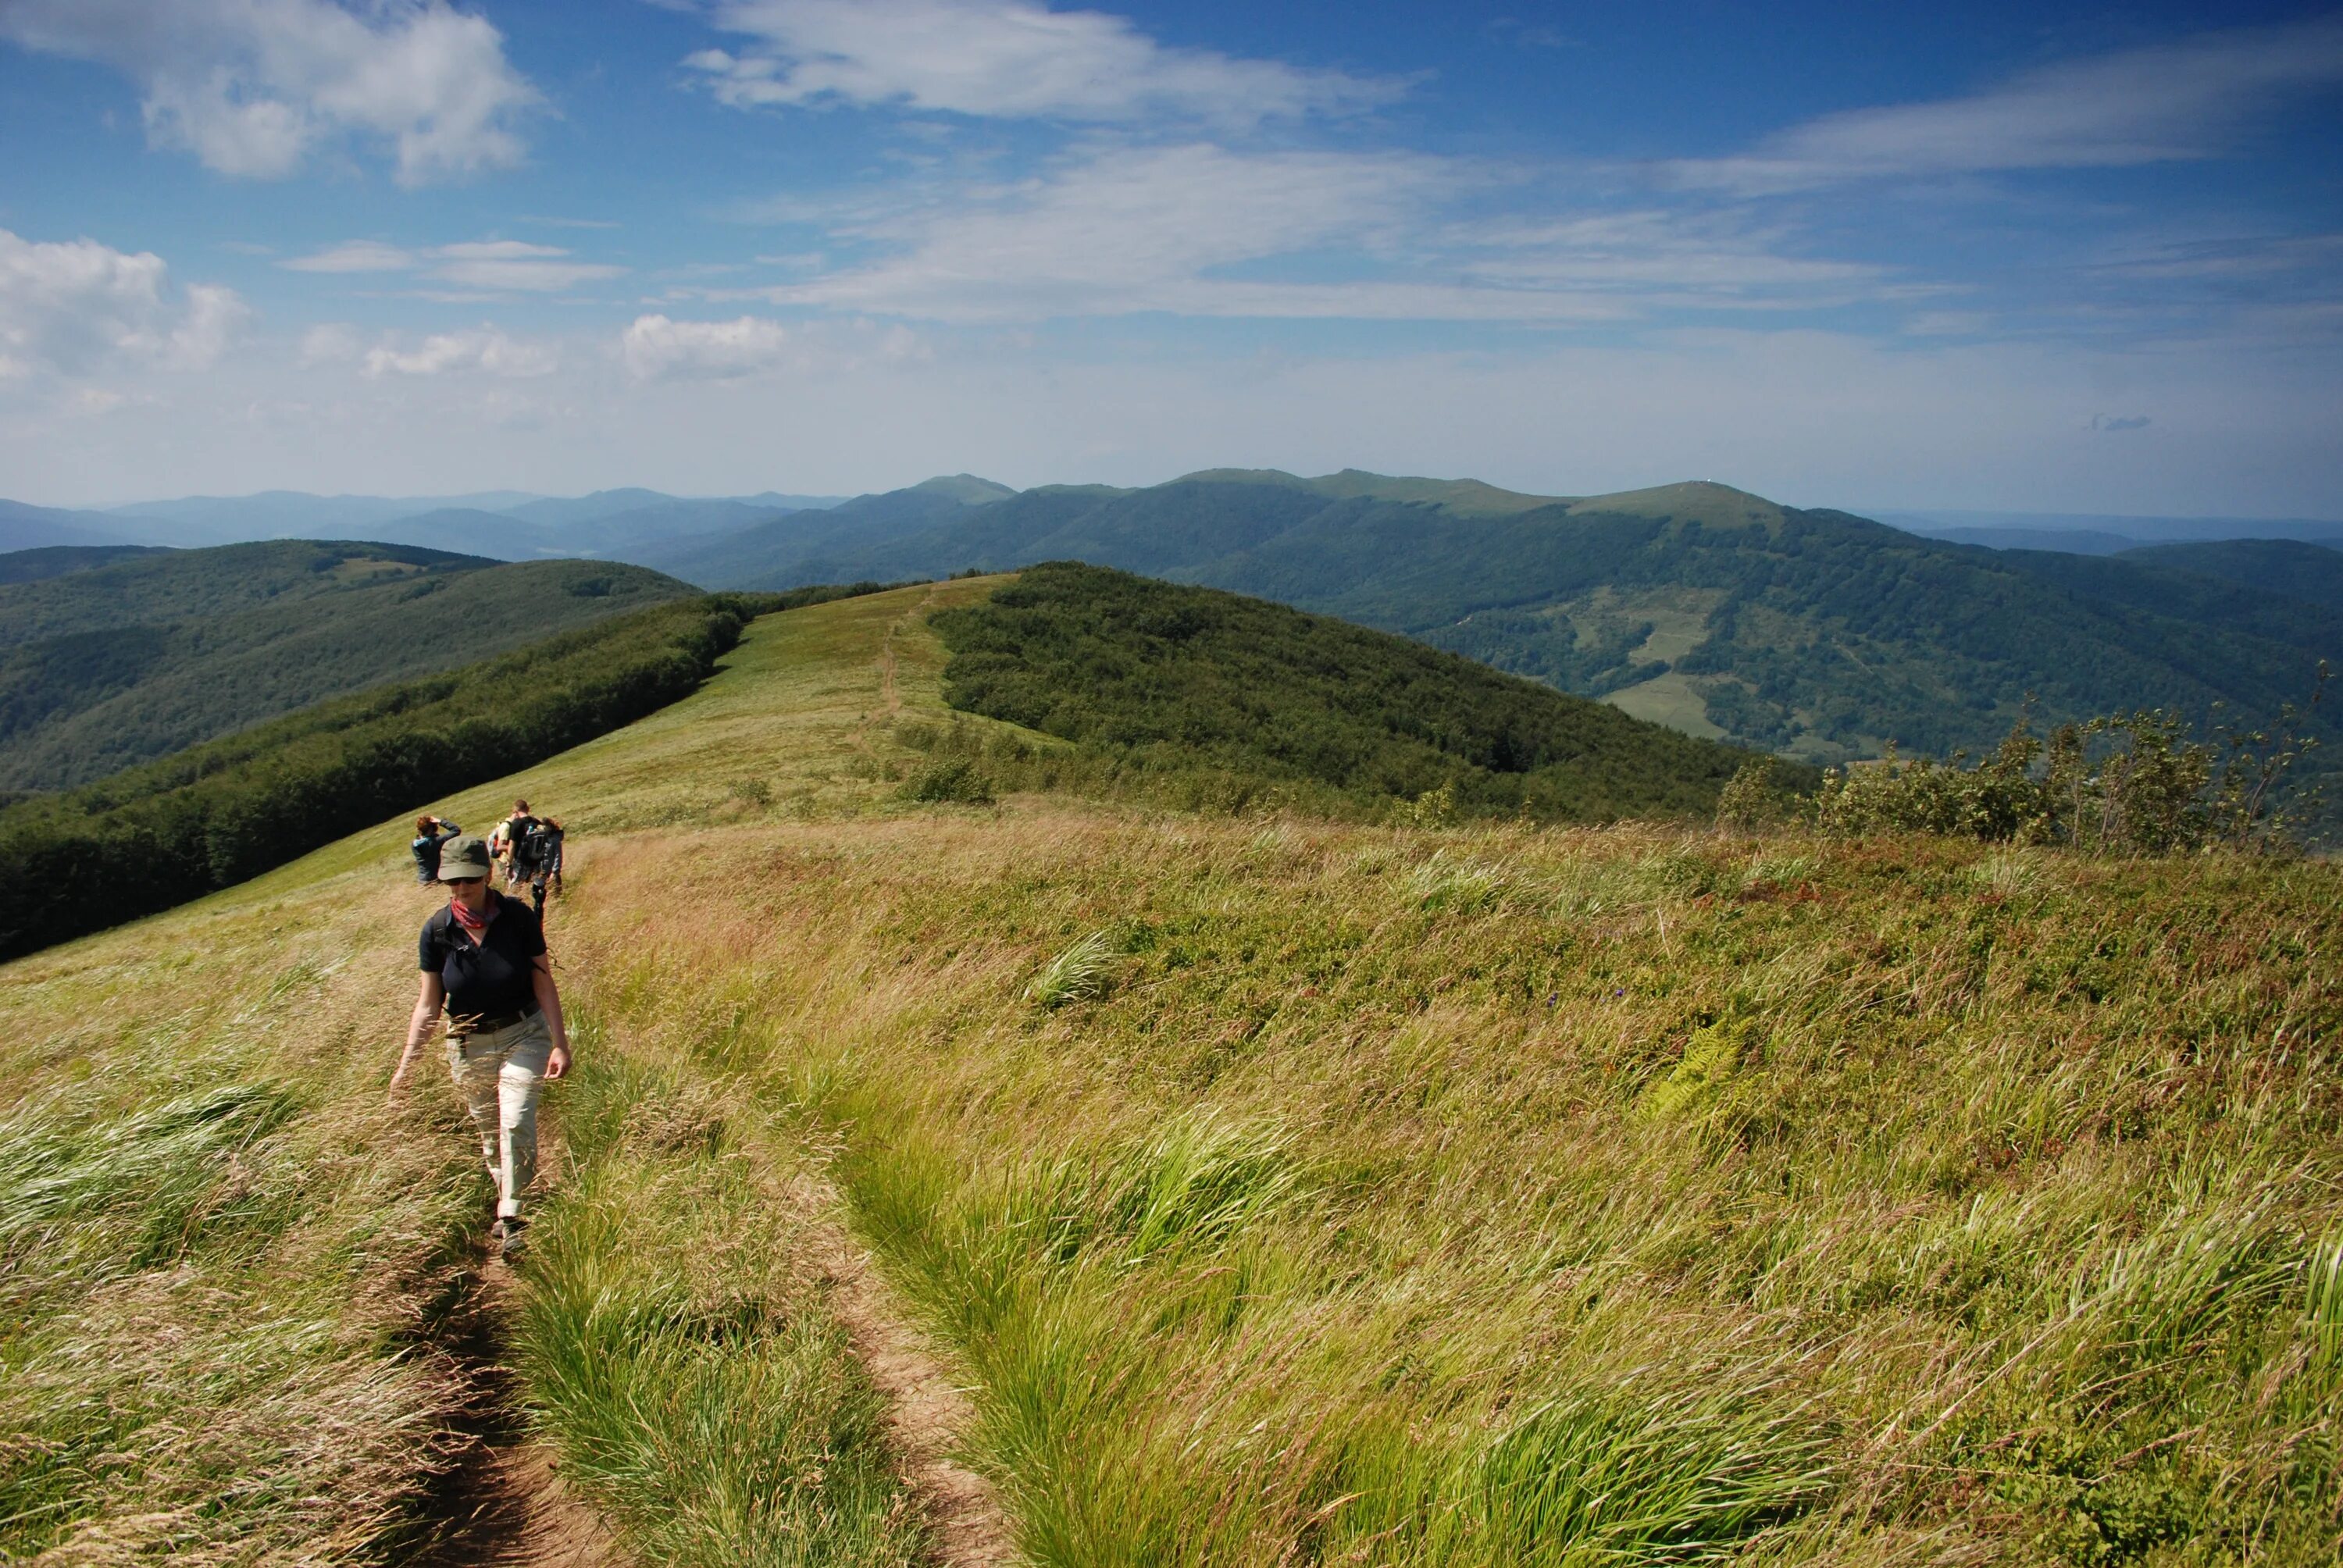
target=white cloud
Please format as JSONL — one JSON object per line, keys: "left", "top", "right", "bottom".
{"left": 363, "top": 326, "right": 556, "bottom": 377}
{"left": 0, "top": 0, "right": 540, "bottom": 184}
{"left": 282, "top": 237, "right": 626, "bottom": 291}
{"left": 1665, "top": 17, "right": 2343, "bottom": 193}
{"left": 621, "top": 314, "right": 793, "bottom": 379}
{"left": 0, "top": 227, "right": 249, "bottom": 380}
{"left": 722, "top": 144, "right": 1890, "bottom": 324}
{"left": 282, "top": 239, "right": 417, "bottom": 273}
{"left": 751, "top": 143, "right": 1454, "bottom": 321}
{"left": 685, "top": 0, "right": 1400, "bottom": 126}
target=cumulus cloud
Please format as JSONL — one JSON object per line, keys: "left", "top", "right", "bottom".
{"left": 282, "top": 237, "right": 626, "bottom": 291}
{"left": 683, "top": 0, "right": 1400, "bottom": 126}
{"left": 0, "top": 227, "right": 249, "bottom": 380}
{"left": 363, "top": 326, "right": 555, "bottom": 377}
{"left": 1664, "top": 16, "right": 2343, "bottom": 193}
{"left": 621, "top": 314, "right": 793, "bottom": 379}
{"left": 0, "top": 0, "right": 541, "bottom": 184}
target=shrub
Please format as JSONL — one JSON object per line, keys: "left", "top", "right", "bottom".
{"left": 900, "top": 758, "right": 994, "bottom": 805}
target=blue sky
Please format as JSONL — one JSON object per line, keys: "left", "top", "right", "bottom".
{"left": 1, "top": 0, "right": 2339, "bottom": 514}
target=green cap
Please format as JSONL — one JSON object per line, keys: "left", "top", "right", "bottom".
{"left": 437, "top": 835, "right": 493, "bottom": 880}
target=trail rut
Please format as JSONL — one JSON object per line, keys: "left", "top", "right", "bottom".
{"left": 419, "top": 1258, "right": 631, "bottom": 1568}
{"left": 784, "top": 1171, "right": 1021, "bottom": 1567}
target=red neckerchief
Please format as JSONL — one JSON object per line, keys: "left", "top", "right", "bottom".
{"left": 448, "top": 892, "right": 497, "bottom": 939}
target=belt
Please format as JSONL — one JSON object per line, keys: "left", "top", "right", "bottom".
{"left": 449, "top": 1004, "right": 537, "bottom": 1039}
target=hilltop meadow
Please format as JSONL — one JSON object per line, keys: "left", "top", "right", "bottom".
{"left": 1, "top": 580, "right": 2337, "bottom": 1566}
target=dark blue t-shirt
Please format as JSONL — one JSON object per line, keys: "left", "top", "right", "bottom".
{"left": 419, "top": 893, "right": 547, "bottom": 1022}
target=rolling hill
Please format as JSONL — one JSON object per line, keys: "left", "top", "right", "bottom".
{"left": 2, "top": 578, "right": 2333, "bottom": 1563}
{"left": 662, "top": 472, "right": 2341, "bottom": 782}
{"left": 931, "top": 561, "right": 1796, "bottom": 821}
{"left": 0, "top": 540, "right": 697, "bottom": 789}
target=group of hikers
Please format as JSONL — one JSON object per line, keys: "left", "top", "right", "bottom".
{"left": 411, "top": 800, "right": 565, "bottom": 917}
{"left": 391, "top": 797, "right": 574, "bottom": 1258}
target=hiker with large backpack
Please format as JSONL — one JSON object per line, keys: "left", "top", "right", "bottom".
{"left": 491, "top": 799, "right": 540, "bottom": 893}
{"left": 410, "top": 815, "right": 462, "bottom": 886}
{"left": 388, "top": 834, "right": 572, "bottom": 1258}
{"left": 522, "top": 816, "right": 565, "bottom": 921}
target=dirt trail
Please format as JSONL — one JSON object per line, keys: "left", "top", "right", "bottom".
{"left": 419, "top": 1259, "right": 632, "bottom": 1568}
{"left": 784, "top": 1171, "right": 1022, "bottom": 1566}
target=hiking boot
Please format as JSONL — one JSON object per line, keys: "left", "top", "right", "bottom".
{"left": 493, "top": 1216, "right": 529, "bottom": 1259}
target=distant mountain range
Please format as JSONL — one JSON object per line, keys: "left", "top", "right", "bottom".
{"left": 5, "top": 469, "right": 2337, "bottom": 818}
{"left": 619, "top": 470, "right": 2340, "bottom": 802}
{"left": 1876, "top": 508, "right": 2343, "bottom": 554}
{"left": 0, "top": 486, "right": 854, "bottom": 560}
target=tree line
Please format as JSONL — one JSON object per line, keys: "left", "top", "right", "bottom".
{"left": 0, "top": 584, "right": 891, "bottom": 958}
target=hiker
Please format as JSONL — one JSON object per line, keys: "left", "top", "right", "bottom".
{"left": 388, "top": 834, "right": 572, "bottom": 1257}
{"left": 490, "top": 798, "right": 540, "bottom": 893}
{"left": 522, "top": 816, "right": 565, "bottom": 920}
{"left": 409, "top": 815, "right": 462, "bottom": 886}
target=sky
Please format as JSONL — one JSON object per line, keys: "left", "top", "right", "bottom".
{"left": 1, "top": 0, "right": 2340, "bottom": 515}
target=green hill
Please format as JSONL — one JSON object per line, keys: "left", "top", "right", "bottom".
{"left": 2114, "top": 538, "right": 2343, "bottom": 613}
{"left": 933, "top": 562, "right": 1799, "bottom": 821}
{"left": 2, "top": 579, "right": 2334, "bottom": 1564}
{"left": 0, "top": 540, "right": 697, "bottom": 789}
{"left": 684, "top": 472, "right": 2339, "bottom": 804}
{"left": 0, "top": 544, "right": 173, "bottom": 585}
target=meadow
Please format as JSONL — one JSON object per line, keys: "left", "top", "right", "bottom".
{"left": 1, "top": 580, "right": 2335, "bottom": 1565}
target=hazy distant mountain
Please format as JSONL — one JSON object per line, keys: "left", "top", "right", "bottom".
{"left": 500, "top": 487, "right": 847, "bottom": 526}
{"left": 635, "top": 475, "right": 1018, "bottom": 585}
{"left": 0, "top": 499, "right": 130, "bottom": 552}
{"left": 105, "top": 490, "right": 544, "bottom": 544}
{"left": 62, "top": 486, "right": 847, "bottom": 560}
{"left": 1920, "top": 526, "right": 2149, "bottom": 554}
{"left": 1879, "top": 508, "right": 2343, "bottom": 549}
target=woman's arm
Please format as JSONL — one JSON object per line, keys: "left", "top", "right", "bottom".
{"left": 532, "top": 954, "right": 572, "bottom": 1079}
{"left": 390, "top": 972, "right": 445, "bottom": 1098}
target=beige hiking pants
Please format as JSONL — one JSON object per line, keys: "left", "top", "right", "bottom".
{"left": 445, "top": 1011, "right": 551, "bottom": 1220}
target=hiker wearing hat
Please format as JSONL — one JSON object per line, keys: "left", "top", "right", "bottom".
{"left": 387, "top": 833, "right": 572, "bottom": 1256}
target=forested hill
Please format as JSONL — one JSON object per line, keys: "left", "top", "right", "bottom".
{"left": 682, "top": 472, "right": 2339, "bottom": 781}
{"left": 933, "top": 562, "right": 1802, "bottom": 823}
{"left": 0, "top": 540, "right": 695, "bottom": 789}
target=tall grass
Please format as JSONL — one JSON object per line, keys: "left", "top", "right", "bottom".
{"left": 545, "top": 806, "right": 2343, "bottom": 1566}
{"left": 511, "top": 1029, "right": 928, "bottom": 1565}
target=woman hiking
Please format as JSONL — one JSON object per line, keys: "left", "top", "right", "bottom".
{"left": 409, "top": 814, "right": 462, "bottom": 886}
{"left": 387, "top": 834, "right": 572, "bottom": 1257}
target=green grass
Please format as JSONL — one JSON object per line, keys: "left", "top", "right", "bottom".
{"left": 2, "top": 575, "right": 2338, "bottom": 1564}
{"left": 515, "top": 1051, "right": 926, "bottom": 1566}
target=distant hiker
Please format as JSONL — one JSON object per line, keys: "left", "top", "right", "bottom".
{"left": 388, "top": 835, "right": 572, "bottom": 1258}
{"left": 522, "top": 816, "right": 565, "bottom": 920}
{"left": 410, "top": 815, "right": 462, "bottom": 886}
{"left": 491, "top": 798, "right": 540, "bottom": 893}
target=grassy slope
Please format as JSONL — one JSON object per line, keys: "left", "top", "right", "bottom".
{"left": 0, "top": 543, "right": 695, "bottom": 789}
{"left": 2, "top": 579, "right": 2338, "bottom": 1563}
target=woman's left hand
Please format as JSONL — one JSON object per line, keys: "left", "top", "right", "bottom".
{"left": 546, "top": 1042, "right": 572, "bottom": 1080}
